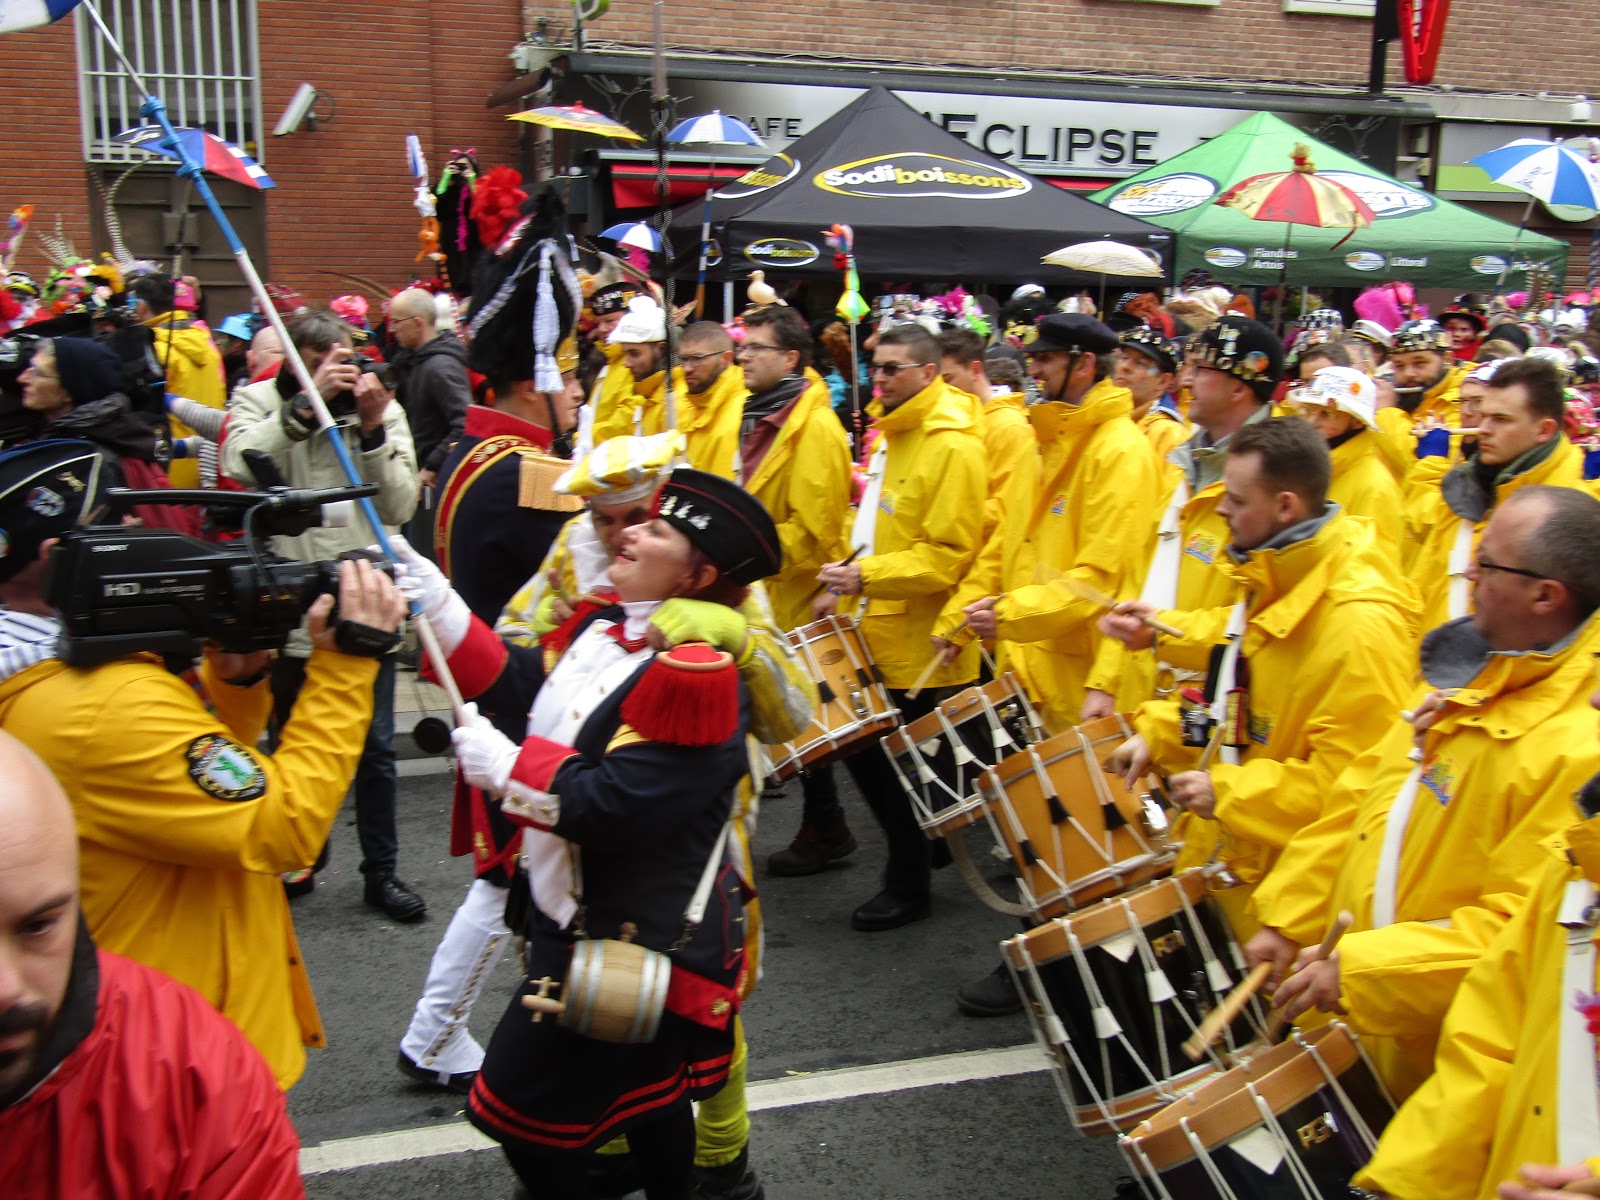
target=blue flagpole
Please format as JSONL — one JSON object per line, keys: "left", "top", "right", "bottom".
{"left": 79, "top": 0, "right": 467, "bottom": 716}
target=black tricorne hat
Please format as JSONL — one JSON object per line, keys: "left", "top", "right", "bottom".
{"left": 0, "top": 440, "right": 110, "bottom": 583}
{"left": 652, "top": 467, "right": 781, "bottom": 586}
{"left": 1027, "top": 313, "right": 1121, "bottom": 357}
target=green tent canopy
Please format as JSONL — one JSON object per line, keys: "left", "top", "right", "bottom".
{"left": 1089, "top": 112, "right": 1568, "bottom": 289}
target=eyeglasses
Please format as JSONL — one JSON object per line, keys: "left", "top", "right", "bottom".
{"left": 680, "top": 350, "right": 726, "bottom": 365}
{"left": 737, "top": 342, "right": 782, "bottom": 356}
{"left": 1474, "top": 553, "right": 1551, "bottom": 582}
{"left": 869, "top": 361, "right": 933, "bottom": 378}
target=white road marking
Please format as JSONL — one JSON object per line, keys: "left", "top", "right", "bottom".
{"left": 299, "top": 1042, "right": 1049, "bottom": 1176}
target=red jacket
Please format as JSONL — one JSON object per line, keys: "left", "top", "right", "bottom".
{"left": 1, "top": 940, "right": 304, "bottom": 1199}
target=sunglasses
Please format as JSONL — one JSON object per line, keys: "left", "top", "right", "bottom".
{"left": 869, "top": 361, "right": 932, "bottom": 378}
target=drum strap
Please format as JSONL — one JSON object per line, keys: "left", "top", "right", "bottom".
{"left": 1370, "top": 764, "right": 1423, "bottom": 929}
{"left": 1202, "top": 601, "right": 1247, "bottom": 770}
{"left": 1558, "top": 879, "right": 1600, "bottom": 1165}
{"left": 1446, "top": 519, "right": 1475, "bottom": 621}
{"left": 1141, "top": 478, "right": 1190, "bottom": 613}
{"left": 672, "top": 821, "right": 734, "bottom": 951}
{"left": 850, "top": 440, "right": 888, "bottom": 561}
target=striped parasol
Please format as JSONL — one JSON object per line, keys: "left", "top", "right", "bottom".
{"left": 666, "top": 111, "right": 764, "bottom": 148}
{"left": 508, "top": 102, "right": 642, "bottom": 142}
{"left": 113, "top": 125, "right": 275, "bottom": 190}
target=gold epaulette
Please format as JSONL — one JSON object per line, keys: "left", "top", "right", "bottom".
{"left": 517, "top": 451, "right": 587, "bottom": 513}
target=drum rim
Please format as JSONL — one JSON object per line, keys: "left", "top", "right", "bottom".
{"left": 1002, "top": 869, "right": 1209, "bottom": 968}
{"left": 1121, "top": 1022, "right": 1365, "bottom": 1172}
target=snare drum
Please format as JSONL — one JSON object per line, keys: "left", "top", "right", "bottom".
{"left": 765, "top": 615, "right": 900, "bottom": 781}
{"left": 979, "top": 715, "right": 1172, "bottom": 918}
{"left": 1002, "top": 869, "right": 1264, "bottom": 1136}
{"left": 1122, "top": 1022, "right": 1394, "bottom": 1199}
{"left": 882, "top": 674, "right": 1046, "bottom": 838}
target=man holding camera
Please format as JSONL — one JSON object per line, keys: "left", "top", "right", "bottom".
{"left": 0, "top": 440, "right": 407, "bottom": 1089}
{"left": 222, "top": 307, "right": 426, "bottom": 922}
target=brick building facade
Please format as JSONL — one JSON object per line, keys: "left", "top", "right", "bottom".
{"left": 0, "top": 0, "right": 1591, "bottom": 313}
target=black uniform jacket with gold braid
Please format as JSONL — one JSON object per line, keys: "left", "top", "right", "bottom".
{"left": 435, "top": 405, "right": 582, "bottom": 624}
{"left": 440, "top": 611, "right": 751, "bottom": 1027}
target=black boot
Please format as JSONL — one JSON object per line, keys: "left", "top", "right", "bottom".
{"left": 766, "top": 813, "right": 857, "bottom": 877}
{"left": 364, "top": 873, "right": 427, "bottom": 922}
{"left": 955, "top": 963, "right": 1022, "bottom": 1017}
{"left": 691, "top": 1147, "right": 764, "bottom": 1200}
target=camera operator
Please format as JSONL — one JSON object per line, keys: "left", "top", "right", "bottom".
{"left": 221, "top": 307, "right": 426, "bottom": 922}
{"left": 0, "top": 439, "right": 407, "bottom": 1090}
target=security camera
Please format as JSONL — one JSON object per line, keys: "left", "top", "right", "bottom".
{"left": 1573, "top": 95, "right": 1593, "bottom": 123}
{"left": 272, "top": 83, "right": 323, "bottom": 137}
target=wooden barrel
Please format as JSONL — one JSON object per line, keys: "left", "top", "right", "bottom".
{"left": 561, "top": 938, "right": 672, "bottom": 1044}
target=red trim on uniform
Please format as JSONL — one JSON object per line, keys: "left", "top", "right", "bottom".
{"left": 664, "top": 964, "right": 741, "bottom": 1030}
{"left": 422, "top": 616, "right": 508, "bottom": 699}
{"left": 510, "top": 737, "right": 579, "bottom": 795}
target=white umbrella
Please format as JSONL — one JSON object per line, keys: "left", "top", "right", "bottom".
{"left": 1043, "top": 240, "right": 1164, "bottom": 316}
{"left": 666, "top": 111, "right": 767, "bottom": 317}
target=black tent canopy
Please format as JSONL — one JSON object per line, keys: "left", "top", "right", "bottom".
{"left": 667, "top": 87, "right": 1171, "bottom": 283}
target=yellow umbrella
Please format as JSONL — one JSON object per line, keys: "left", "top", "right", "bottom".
{"left": 508, "top": 102, "right": 643, "bottom": 142}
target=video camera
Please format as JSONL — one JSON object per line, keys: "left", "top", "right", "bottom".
{"left": 47, "top": 451, "right": 393, "bottom": 667}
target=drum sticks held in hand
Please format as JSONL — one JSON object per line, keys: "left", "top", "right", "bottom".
{"left": 1060, "top": 576, "right": 1186, "bottom": 640}
{"left": 1183, "top": 962, "right": 1273, "bottom": 1061}
{"left": 806, "top": 545, "right": 865, "bottom": 604}
{"left": 1262, "top": 910, "right": 1355, "bottom": 1042}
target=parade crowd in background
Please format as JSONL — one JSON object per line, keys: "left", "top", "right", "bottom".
{"left": 7, "top": 170, "right": 1600, "bottom": 1200}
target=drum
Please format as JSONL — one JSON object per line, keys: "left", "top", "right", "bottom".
{"left": 1122, "top": 1022, "right": 1394, "bottom": 1199}
{"left": 764, "top": 615, "right": 900, "bottom": 781}
{"left": 882, "top": 673, "right": 1047, "bottom": 838}
{"left": 1002, "top": 869, "right": 1264, "bottom": 1136}
{"left": 978, "top": 715, "right": 1172, "bottom": 918}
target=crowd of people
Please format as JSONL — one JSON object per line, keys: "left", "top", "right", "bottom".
{"left": 5, "top": 184, "right": 1600, "bottom": 1200}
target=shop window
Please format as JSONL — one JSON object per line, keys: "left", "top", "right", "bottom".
{"left": 76, "top": 0, "right": 264, "bottom": 164}
{"left": 1283, "top": 0, "right": 1375, "bottom": 14}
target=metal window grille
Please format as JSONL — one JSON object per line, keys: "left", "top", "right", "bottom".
{"left": 76, "top": 0, "right": 263, "bottom": 165}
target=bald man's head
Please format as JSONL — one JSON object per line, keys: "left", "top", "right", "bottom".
{"left": 0, "top": 732, "right": 79, "bottom": 1108}
{"left": 390, "top": 288, "right": 441, "bottom": 351}
{"left": 247, "top": 325, "right": 284, "bottom": 379}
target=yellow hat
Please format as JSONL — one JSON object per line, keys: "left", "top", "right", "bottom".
{"left": 556, "top": 334, "right": 579, "bottom": 376}
{"left": 556, "top": 431, "right": 685, "bottom": 504}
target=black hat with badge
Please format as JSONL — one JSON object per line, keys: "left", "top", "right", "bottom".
{"left": 1187, "top": 315, "right": 1283, "bottom": 396}
{"left": 0, "top": 440, "right": 110, "bottom": 583}
{"left": 588, "top": 281, "right": 644, "bottom": 316}
{"left": 653, "top": 467, "right": 782, "bottom": 586}
{"left": 1026, "top": 313, "right": 1122, "bottom": 357}
{"left": 1119, "top": 326, "right": 1179, "bottom": 374}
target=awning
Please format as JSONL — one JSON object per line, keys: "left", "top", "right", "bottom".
{"left": 609, "top": 163, "right": 748, "bottom": 208}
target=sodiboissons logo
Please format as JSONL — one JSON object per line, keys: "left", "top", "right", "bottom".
{"left": 744, "top": 238, "right": 820, "bottom": 268}
{"left": 716, "top": 154, "right": 800, "bottom": 200}
{"left": 815, "top": 153, "right": 1032, "bottom": 199}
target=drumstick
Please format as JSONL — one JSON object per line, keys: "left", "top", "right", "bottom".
{"left": 1559, "top": 1177, "right": 1600, "bottom": 1196}
{"left": 805, "top": 545, "right": 865, "bottom": 603}
{"left": 1195, "top": 720, "right": 1227, "bottom": 772}
{"left": 905, "top": 649, "right": 945, "bottom": 700}
{"left": 1182, "top": 961, "right": 1273, "bottom": 1061}
{"left": 1059, "top": 575, "right": 1186, "bottom": 639}
{"left": 1263, "top": 910, "right": 1355, "bottom": 1040}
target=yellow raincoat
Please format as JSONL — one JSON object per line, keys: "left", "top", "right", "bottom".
{"left": 1328, "top": 429, "right": 1406, "bottom": 554}
{"left": 1355, "top": 816, "right": 1600, "bottom": 1199}
{"left": 740, "top": 372, "right": 853, "bottom": 633}
{"left": 938, "top": 379, "right": 1157, "bottom": 730}
{"left": 1251, "top": 610, "right": 1600, "bottom": 1102}
{"left": 979, "top": 390, "right": 1038, "bottom": 513}
{"left": 1406, "top": 437, "right": 1584, "bottom": 634}
{"left": 145, "top": 310, "right": 225, "bottom": 489}
{"left": 679, "top": 363, "right": 746, "bottom": 480}
{"left": 1372, "top": 364, "right": 1465, "bottom": 482}
{"left": 0, "top": 646, "right": 377, "bottom": 1089}
{"left": 1134, "top": 511, "right": 1418, "bottom": 940}
{"left": 590, "top": 365, "right": 688, "bottom": 444}
{"left": 1137, "top": 400, "right": 1190, "bottom": 466}
{"left": 856, "top": 377, "right": 987, "bottom": 691}
{"left": 585, "top": 342, "right": 629, "bottom": 439}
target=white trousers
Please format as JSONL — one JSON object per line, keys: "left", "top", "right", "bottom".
{"left": 399, "top": 877, "right": 512, "bottom": 1079}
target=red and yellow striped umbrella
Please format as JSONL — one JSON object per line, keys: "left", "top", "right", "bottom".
{"left": 1214, "top": 143, "right": 1376, "bottom": 242}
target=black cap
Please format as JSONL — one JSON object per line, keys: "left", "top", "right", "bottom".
{"left": 1027, "top": 313, "right": 1121, "bottom": 357}
{"left": 1119, "top": 326, "right": 1179, "bottom": 373}
{"left": 588, "top": 281, "right": 644, "bottom": 316}
{"left": 0, "top": 440, "right": 111, "bottom": 583}
{"left": 1187, "top": 316, "right": 1283, "bottom": 386}
{"left": 652, "top": 467, "right": 782, "bottom": 586}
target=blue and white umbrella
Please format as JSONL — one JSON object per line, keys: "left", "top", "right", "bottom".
{"left": 666, "top": 111, "right": 764, "bottom": 148}
{"left": 600, "top": 221, "right": 662, "bottom": 252}
{"left": 1470, "top": 138, "right": 1600, "bottom": 210}
{"left": 0, "top": 0, "right": 80, "bottom": 35}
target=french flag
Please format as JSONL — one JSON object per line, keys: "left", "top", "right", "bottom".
{"left": 0, "top": 0, "right": 80, "bottom": 34}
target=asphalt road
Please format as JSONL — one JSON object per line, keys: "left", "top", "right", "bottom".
{"left": 289, "top": 756, "right": 1135, "bottom": 1199}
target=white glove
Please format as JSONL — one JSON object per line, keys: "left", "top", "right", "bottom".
{"left": 373, "top": 535, "right": 471, "bottom": 654}
{"left": 451, "top": 703, "right": 521, "bottom": 794}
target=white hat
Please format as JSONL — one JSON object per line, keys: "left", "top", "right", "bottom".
{"left": 1349, "top": 318, "right": 1392, "bottom": 348}
{"left": 607, "top": 295, "right": 666, "bottom": 345}
{"left": 1467, "top": 357, "right": 1518, "bottom": 384}
{"left": 1295, "top": 365, "right": 1379, "bottom": 430}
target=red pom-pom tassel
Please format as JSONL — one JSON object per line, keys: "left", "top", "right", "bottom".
{"left": 621, "top": 643, "right": 739, "bottom": 747}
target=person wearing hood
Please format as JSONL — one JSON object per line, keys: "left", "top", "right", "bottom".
{"left": 814, "top": 322, "right": 987, "bottom": 933}
{"left": 18, "top": 337, "right": 196, "bottom": 534}
{"left": 938, "top": 314, "right": 1159, "bottom": 734}
{"left": 1289, "top": 364, "right": 1406, "bottom": 554}
{"left": 389, "top": 288, "right": 470, "bottom": 523}
{"left": 1352, "top": 703, "right": 1600, "bottom": 1199}
{"left": 130, "top": 272, "right": 224, "bottom": 491}
{"left": 1247, "top": 484, "right": 1600, "bottom": 1107}
{"left": 1407, "top": 357, "right": 1583, "bottom": 635}
{"left": 589, "top": 296, "right": 682, "bottom": 446}
{"left": 1108, "top": 418, "right": 1418, "bottom": 945}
